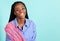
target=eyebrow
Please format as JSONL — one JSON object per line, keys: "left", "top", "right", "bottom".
{"left": 15, "top": 7, "right": 25, "bottom": 10}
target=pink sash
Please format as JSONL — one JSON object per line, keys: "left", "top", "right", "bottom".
{"left": 5, "top": 21, "right": 25, "bottom": 41}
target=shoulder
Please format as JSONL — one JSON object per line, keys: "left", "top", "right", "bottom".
{"left": 6, "top": 21, "right": 14, "bottom": 27}
{"left": 5, "top": 21, "right": 14, "bottom": 29}
{"left": 26, "top": 19, "right": 35, "bottom": 24}
{"left": 26, "top": 19, "right": 36, "bottom": 27}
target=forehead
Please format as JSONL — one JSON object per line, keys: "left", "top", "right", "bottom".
{"left": 14, "top": 3, "right": 25, "bottom": 8}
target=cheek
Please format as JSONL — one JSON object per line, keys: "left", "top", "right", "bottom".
{"left": 14, "top": 11, "right": 19, "bottom": 17}
{"left": 15, "top": 11, "right": 19, "bottom": 14}
{"left": 23, "top": 10, "right": 26, "bottom": 15}
{"left": 14, "top": 11, "right": 20, "bottom": 16}
{"left": 23, "top": 9, "right": 26, "bottom": 13}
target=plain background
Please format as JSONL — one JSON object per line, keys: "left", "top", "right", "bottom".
{"left": 0, "top": 0, "right": 60, "bottom": 41}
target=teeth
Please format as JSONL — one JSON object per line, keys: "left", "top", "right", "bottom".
{"left": 19, "top": 13, "right": 25, "bottom": 18}
{"left": 20, "top": 13, "right": 24, "bottom": 16}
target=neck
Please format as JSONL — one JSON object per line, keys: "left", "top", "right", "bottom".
{"left": 16, "top": 18, "right": 25, "bottom": 25}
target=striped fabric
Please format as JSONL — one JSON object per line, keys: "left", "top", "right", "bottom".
{"left": 5, "top": 21, "right": 25, "bottom": 41}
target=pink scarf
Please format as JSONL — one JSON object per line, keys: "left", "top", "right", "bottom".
{"left": 5, "top": 21, "right": 25, "bottom": 41}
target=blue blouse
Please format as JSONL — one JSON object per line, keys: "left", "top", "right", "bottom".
{"left": 6, "top": 18, "right": 36, "bottom": 41}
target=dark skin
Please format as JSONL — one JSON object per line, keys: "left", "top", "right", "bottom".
{"left": 14, "top": 3, "right": 26, "bottom": 29}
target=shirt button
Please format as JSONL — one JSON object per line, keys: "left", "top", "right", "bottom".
{"left": 25, "top": 25, "right": 27, "bottom": 27}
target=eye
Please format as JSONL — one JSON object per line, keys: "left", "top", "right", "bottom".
{"left": 22, "top": 7, "right": 25, "bottom": 10}
{"left": 16, "top": 9, "right": 19, "bottom": 11}
{"left": 15, "top": 8, "right": 19, "bottom": 11}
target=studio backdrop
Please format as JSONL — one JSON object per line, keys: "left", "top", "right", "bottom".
{"left": 0, "top": 0, "right": 60, "bottom": 41}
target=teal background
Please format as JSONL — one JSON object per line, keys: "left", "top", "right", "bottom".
{"left": 0, "top": 0, "right": 60, "bottom": 41}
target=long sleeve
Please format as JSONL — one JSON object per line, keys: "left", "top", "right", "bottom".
{"left": 6, "top": 35, "right": 11, "bottom": 41}
{"left": 32, "top": 21, "right": 36, "bottom": 41}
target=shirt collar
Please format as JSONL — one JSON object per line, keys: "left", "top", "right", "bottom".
{"left": 13, "top": 18, "right": 29, "bottom": 28}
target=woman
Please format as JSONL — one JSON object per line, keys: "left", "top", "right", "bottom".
{"left": 5, "top": 1, "right": 36, "bottom": 41}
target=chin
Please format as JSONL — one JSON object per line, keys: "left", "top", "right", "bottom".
{"left": 19, "top": 17, "right": 25, "bottom": 19}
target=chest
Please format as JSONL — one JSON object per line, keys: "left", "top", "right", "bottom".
{"left": 21, "top": 27, "right": 34, "bottom": 40}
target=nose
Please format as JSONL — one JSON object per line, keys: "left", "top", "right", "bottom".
{"left": 19, "top": 9, "right": 23, "bottom": 13}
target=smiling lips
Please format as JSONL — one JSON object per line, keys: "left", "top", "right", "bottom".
{"left": 20, "top": 13, "right": 24, "bottom": 16}
{"left": 19, "top": 13, "right": 25, "bottom": 18}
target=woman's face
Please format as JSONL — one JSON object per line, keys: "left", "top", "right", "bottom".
{"left": 14, "top": 3, "right": 26, "bottom": 19}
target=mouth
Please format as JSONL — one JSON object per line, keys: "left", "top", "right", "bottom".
{"left": 20, "top": 13, "right": 24, "bottom": 16}
{"left": 18, "top": 13, "right": 25, "bottom": 18}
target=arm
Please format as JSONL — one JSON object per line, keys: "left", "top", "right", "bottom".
{"left": 6, "top": 35, "right": 11, "bottom": 41}
{"left": 32, "top": 24, "right": 36, "bottom": 41}
{"left": 31, "top": 21, "right": 36, "bottom": 41}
